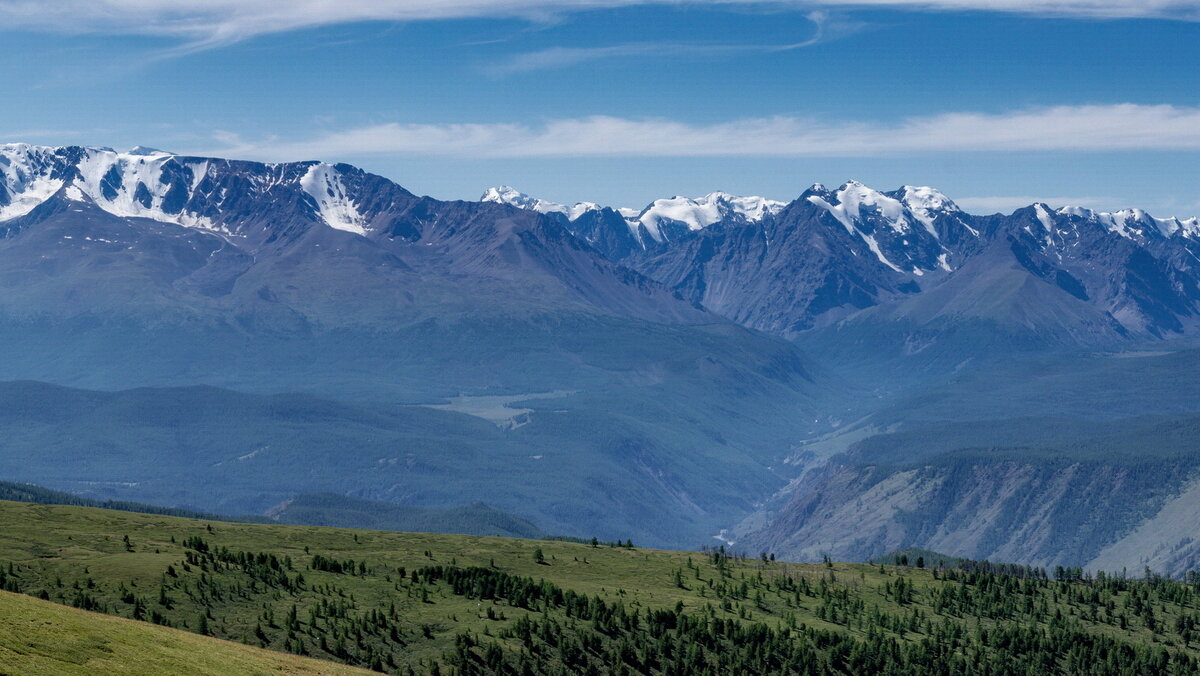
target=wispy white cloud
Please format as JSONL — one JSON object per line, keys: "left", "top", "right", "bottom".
{"left": 201, "top": 104, "right": 1200, "bottom": 161}
{"left": 485, "top": 10, "right": 862, "bottom": 75}
{"left": 487, "top": 44, "right": 757, "bottom": 76}
{"left": 0, "top": 1, "right": 1193, "bottom": 50}
{"left": 815, "top": 0, "right": 1199, "bottom": 20}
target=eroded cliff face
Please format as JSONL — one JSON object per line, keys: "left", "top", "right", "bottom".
{"left": 1087, "top": 477, "right": 1200, "bottom": 575}
{"left": 742, "top": 458, "right": 1200, "bottom": 574}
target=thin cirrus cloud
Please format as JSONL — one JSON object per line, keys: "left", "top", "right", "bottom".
{"left": 0, "top": 1, "right": 1194, "bottom": 48}
{"left": 484, "top": 11, "right": 862, "bottom": 75}
{"left": 486, "top": 44, "right": 795, "bottom": 76}
{"left": 206, "top": 104, "right": 1200, "bottom": 161}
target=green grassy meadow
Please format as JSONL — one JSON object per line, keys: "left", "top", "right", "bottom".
{"left": 2, "top": 499, "right": 1200, "bottom": 674}
{"left": 0, "top": 589, "right": 372, "bottom": 675}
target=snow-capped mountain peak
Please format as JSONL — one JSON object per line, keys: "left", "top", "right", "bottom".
{"left": 0, "top": 144, "right": 66, "bottom": 222}
{"left": 900, "top": 185, "right": 959, "bottom": 211}
{"left": 899, "top": 185, "right": 964, "bottom": 235}
{"left": 805, "top": 180, "right": 977, "bottom": 274}
{"left": 480, "top": 186, "right": 602, "bottom": 221}
{"left": 634, "top": 192, "right": 786, "bottom": 242}
{"left": 481, "top": 185, "right": 546, "bottom": 211}
{"left": 807, "top": 182, "right": 914, "bottom": 272}
{"left": 126, "top": 146, "right": 172, "bottom": 157}
{"left": 70, "top": 146, "right": 221, "bottom": 231}
{"left": 0, "top": 144, "right": 386, "bottom": 236}
{"left": 480, "top": 186, "right": 786, "bottom": 246}
{"left": 1057, "top": 205, "right": 1200, "bottom": 240}
{"left": 810, "top": 181, "right": 911, "bottom": 233}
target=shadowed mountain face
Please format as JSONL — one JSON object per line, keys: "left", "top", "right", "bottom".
{"left": 737, "top": 410, "right": 1200, "bottom": 576}
{"left": 496, "top": 180, "right": 1200, "bottom": 362}
{"left": 0, "top": 145, "right": 777, "bottom": 399}
{"left": 0, "top": 146, "right": 705, "bottom": 329}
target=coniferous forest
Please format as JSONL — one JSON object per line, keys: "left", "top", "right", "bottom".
{"left": 3, "top": 500, "right": 1200, "bottom": 675}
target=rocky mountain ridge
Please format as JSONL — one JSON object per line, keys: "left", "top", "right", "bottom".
{"left": 492, "top": 180, "right": 1200, "bottom": 348}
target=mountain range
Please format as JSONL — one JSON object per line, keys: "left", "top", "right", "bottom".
{"left": 0, "top": 143, "right": 823, "bottom": 548}
{"left": 485, "top": 181, "right": 1200, "bottom": 348}
{"left": 4, "top": 143, "right": 1200, "bottom": 573}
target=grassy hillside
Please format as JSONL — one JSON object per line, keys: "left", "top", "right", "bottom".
{"left": 2, "top": 499, "right": 1200, "bottom": 674}
{"left": 269, "top": 494, "right": 543, "bottom": 539}
{"left": 0, "top": 589, "right": 371, "bottom": 675}
{"left": 868, "top": 548, "right": 965, "bottom": 569}
{"left": 0, "top": 481, "right": 545, "bottom": 541}
{"left": 0, "top": 480, "right": 266, "bottom": 523}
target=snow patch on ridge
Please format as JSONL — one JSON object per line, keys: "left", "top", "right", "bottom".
{"left": 1032, "top": 203, "right": 1059, "bottom": 248}
{"left": 63, "top": 185, "right": 85, "bottom": 202}
{"left": 636, "top": 192, "right": 786, "bottom": 242}
{"left": 902, "top": 185, "right": 962, "bottom": 238}
{"left": 1059, "top": 205, "right": 1200, "bottom": 240}
{"left": 818, "top": 181, "right": 913, "bottom": 236}
{"left": 1034, "top": 204, "right": 1056, "bottom": 233}
{"left": 72, "top": 149, "right": 216, "bottom": 230}
{"left": 0, "top": 144, "right": 377, "bottom": 237}
{"left": 481, "top": 186, "right": 601, "bottom": 221}
{"left": 809, "top": 192, "right": 904, "bottom": 273}
{"left": 482, "top": 186, "right": 785, "bottom": 245}
{"left": 300, "top": 164, "right": 367, "bottom": 235}
{"left": 1, "top": 144, "right": 224, "bottom": 231}
{"left": 807, "top": 182, "right": 911, "bottom": 272}
{"left": 0, "top": 144, "right": 64, "bottom": 221}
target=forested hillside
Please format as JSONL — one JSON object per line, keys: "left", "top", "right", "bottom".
{"left": 2, "top": 500, "right": 1200, "bottom": 675}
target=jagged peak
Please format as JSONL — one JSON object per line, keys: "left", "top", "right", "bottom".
{"left": 899, "top": 185, "right": 961, "bottom": 213}
{"left": 481, "top": 186, "right": 786, "bottom": 244}
{"left": 810, "top": 181, "right": 911, "bottom": 231}
{"left": 480, "top": 185, "right": 533, "bottom": 207}
{"left": 480, "top": 185, "right": 603, "bottom": 221}
{"left": 1056, "top": 204, "right": 1200, "bottom": 239}
{"left": 633, "top": 192, "right": 786, "bottom": 242}
{"left": 127, "top": 146, "right": 172, "bottom": 156}
{"left": 0, "top": 142, "right": 375, "bottom": 235}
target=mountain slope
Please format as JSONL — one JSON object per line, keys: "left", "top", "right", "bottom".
{"left": 267, "top": 493, "right": 544, "bottom": 538}
{"left": 3, "top": 500, "right": 1200, "bottom": 675}
{"left": 0, "top": 145, "right": 824, "bottom": 404}
{"left": 482, "top": 185, "right": 786, "bottom": 261}
{"left": 8, "top": 143, "right": 1200, "bottom": 578}
{"left": 739, "top": 412, "right": 1200, "bottom": 574}
{"left": 0, "top": 590, "right": 372, "bottom": 676}
{"left": 0, "top": 145, "right": 705, "bottom": 329}
{"left": 490, "top": 181, "right": 1200, "bottom": 357}
{"left": 0, "top": 145, "right": 827, "bottom": 550}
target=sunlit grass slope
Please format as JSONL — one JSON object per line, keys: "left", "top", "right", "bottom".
{"left": 0, "top": 589, "right": 370, "bottom": 675}
{"left": 3, "top": 499, "right": 1200, "bottom": 674}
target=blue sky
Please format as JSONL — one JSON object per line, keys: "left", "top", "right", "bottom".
{"left": 1, "top": 0, "right": 1198, "bottom": 216}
